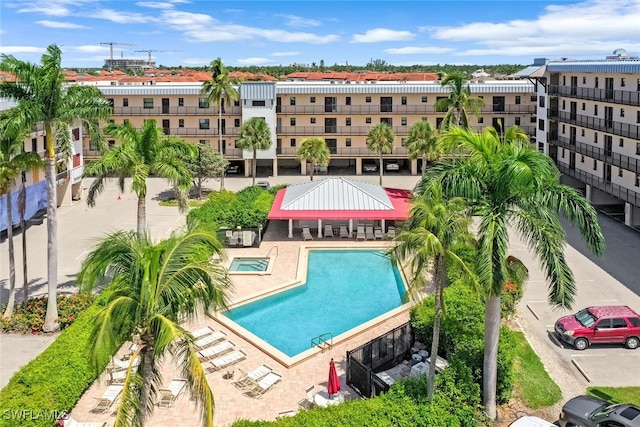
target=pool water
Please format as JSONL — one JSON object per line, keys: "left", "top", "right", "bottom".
{"left": 223, "top": 250, "right": 406, "bottom": 357}
{"left": 229, "top": 257, "right": 270, "bottom": 272}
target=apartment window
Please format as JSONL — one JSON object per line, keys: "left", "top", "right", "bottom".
{"left": 108, "top": 140, "right": 115, "bottom": 147}
{"left": 345, "top": 138, "right": 351, "bottom": 147}
{"left": 234, "top": 118, "right": 240, "bottom": 127}
{"left": 621, "top": 108, "right": 625, "bottom": 118}
{"left": 345, "top": 118, "right": 351, "bottom": 126}
{"left": 123, "top": 119, "right": 129, "bottom": 126}
{"left": 199, "top": 119, "right": 210, "bottom": 129}
{"left": 582, "top": 76, "right": 587, "bottom": 84}
{"left": 637, "top": 78, "right": 640, "bottom": 91}
{"left": 310, "top": 117, "right": 316, "bottom": 124}
{"left": 310, "top": 96, "right": 316, "bottom": 103}
{"left": 561, "top": 148, "right": 565, "bottom": 158}
{"left": 401, "top": 96, "right": 407, "bottom": 105}
{"left": 636, "top": 142, "right": 640, "bottom": 155}
{"left": 421, "top": 96, "right": 428, "bottom": 103}
{"left": 107, "top": 98, "right": 114, "bottom": 107}
{"left": 31, "top": 138, "right": 37, "bottom": 153}
{"left": 515, "top": 96, "right": 521, "bottom": 105}
{"left": 594, "top": 132, "right": 598, "bottom": 143}
{"left": 582, "top": 102, "right": 586, "bottom": 110}
{"left": 593, "top": 159, "right": 597, "bottom": 170}
{"left": 621, "top": 78, "right": 626, "bottom": 87}
{"left": 199, "top": 140, "right": 210, "bottom": 146}
{"left": 252, "top": 100, "right": 266, "bottom": 106}
{"left": 89, "top": 138, "right": 99, "bottom": 151}
{"left": 595, "top": 77, "right": 599, "bottom": 88}
{"left": 198, "top": 98, "right": 209, "bottom": 108}
{"left": 290, "top": 138, "right": 296, "bottom": 147}
{"left": 562, "top": 76, "right": 566, "bottom": 85}
{"left": 401, "top": 117, "right": 407, "bottom": 126}
{"left": 581, "top": 129, "right": 585, "bottom": 137}
{"left": 562, "top": 100, "right": 566, "bottom": 110}
{"left": 478, "top": 117, "right": 484, "bottom": 124}
{"left": 530, "top": 116, "right": 536, "bottom": 123}
{"left": 346, "top": 96, "right": 351, "bottom": 105}
{"left": 178, "top": 119, "right": 184, "bottom": 128}
{"left": 618, "top": 168, "right": 623, "bottom": 177}
{"left": 109, "top": 119, "right": 114, "bottom": 124}
{"left": 531, "top": 95, "right": 537, "bottom": 102}
{"left": 365, "top": 117, "right": 372, "bottom": 124}
{"left": 562, "top": 124, "right": 566, "bottom": 133}
{"left": 580, "top": 155, "right": 584, "bottom": 163}
{"left": 619, "top": 138, "right": 624, "bottom": 147}
{"left": 290, "top": 97, "right": 296, "bottom": 106}
{"left": 538, "top": 119, "right": 545, "bottom": 131}
{"left": 637, "top": 111, "right": 640, "bottom": 123}
{"left": 143, "top": 98, "right": 153, "bottom": 109}
{"left": 515, "top": 117, "right": 521, "bottom": 126}
{"left": 123, "top": 98, "right": 129, "bottom": 107}
{"left": 594, "top": 105, "right": 598, "bottom": 115}
{"left": 290, "top": 118, "right": 296, "bottom": 126}
{"left": 539, "top": 96, "right": 545, "bottom": 108}
{"left": 422, "top": 117, "right": 428, "bottom": 122}
{"left": 234, "top": 100, "right": 240, "bottom": 106}
{"left": 400, "top": 138, "right": 407, "bottom": 146}
{"left": 178, "top": 98, "right": 184, "bottom": 107}
{"left": 636, "top": 174, "right": 640, "bottom": 187}
{"left": 365, "top": 96, "right": 371, "bottom": 103}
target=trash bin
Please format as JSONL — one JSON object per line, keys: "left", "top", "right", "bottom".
{"left": 418, "top": 349, "right": 429, "bottom": 362}
{"left": 411, "top": 353, "right": 422, "bottom": 366}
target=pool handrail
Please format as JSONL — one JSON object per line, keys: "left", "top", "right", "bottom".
{"left": 311, "top": 333, "right": 333, "bottom": 352}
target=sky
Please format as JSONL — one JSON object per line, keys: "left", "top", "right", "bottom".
{"left": 0, "top": 0, "right": 639, "bottom": 69}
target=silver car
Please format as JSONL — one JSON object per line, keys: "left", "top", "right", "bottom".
{"left": 558, "top": 395, "right": 640, "bottom": 427}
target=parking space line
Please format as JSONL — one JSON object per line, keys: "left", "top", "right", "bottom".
{"left": 526, "top": 304, "right": 540, "bottom": 320}
{"left": 571, "top": 359, "right": 592, "bottom": 382}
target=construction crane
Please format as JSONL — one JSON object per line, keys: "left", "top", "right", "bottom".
{"left": 134, "top": 49, "right": 182, "bottom": 66}
{"left": 100, "top": 42, "right": 134, "bottom": 60}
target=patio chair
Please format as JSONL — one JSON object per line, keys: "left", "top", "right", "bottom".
{"left": 374, "top": 227, "right": 383, "bottom": 240}
{"left": 62, "top": 416, "right": 107, "bottom": 427}
{"left": 208, "top": 349, "right": 247, "bottom": 372}
{"left": 91, "top": 384, "right": 123, "bottom": 413}
{"left": 302, "top": 226, "right": 314, "bottom": 241}
{"left": 228, "top": 232, "right": 240, "bottom": 247}
{"left": 324, "top": 223, "right": 335, "bottom": 238}
{"left": 233, "top": 364, "right": 272, "bottom": 390}
{"left": 365, "top": 225, "right": 375, "bottom": 240}
{"left": 197, "top": 340, "right": 235, "bottom": 361}
{"left": 244, "top": 372, "right": 282, "bottom": 398}
{"left": 194, "top": 330, "right": 227, "bottom": 350}
{"left": 339, "top": 225, "right": 349, "bottom": 238}
{"left": 385, "top": 226, "right": 396, "bottom": 240}
{"left": 157, "top": 378, "right": 187, "bottom": 408}
{"left": 108, "top": 369, "right": 129, "bottom": 385}
{"left": 355, "top": 225, "right": 366, "bottom": 241}
{"left": 109, "top": 355, "right": 140, "bottom": 373}
{"left": 190, "top": 326, "right": 215, "bottom": 340}
{"left": 298, "top": 385, "right": 316, "bottom": 409}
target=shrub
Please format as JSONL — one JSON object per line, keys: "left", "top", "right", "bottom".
{"left": 0, "top": 291, "right": 120, "bottom": 427}
{"left": 0, "top": 294, "right": 95, "bottom": 334}
{"left": 501, "top": 279, "right": 524, "bottom": 319}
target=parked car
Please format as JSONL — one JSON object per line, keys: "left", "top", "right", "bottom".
{"left": 363, "top": 161, "right": 378, "bottom": 173}
{"left": 385, "top": 161, "right": 400, "bottom": 171}
{"left": 226, "top": 164, "right": 240, "bottom": 174}
{"left": 558, "top": 395, "right": 640, "bottom": 427}
{"left": 256, "top": 181, "right": 270, "bottom": 190}
{"left": 509, "top": 416, "right": 557, "bottom": 427}
{"left": 554, "top": 305, "right": 640, "bottom": 350}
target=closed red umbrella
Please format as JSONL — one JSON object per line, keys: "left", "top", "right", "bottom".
{"left": 327, "top": 358, "right": 341, "bottom": 396}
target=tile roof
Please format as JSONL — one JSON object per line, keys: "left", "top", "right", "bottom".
{"left": 284, "top": 71, "right": 439, "bottom": 82}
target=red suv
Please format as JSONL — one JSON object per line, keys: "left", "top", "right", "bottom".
{"left": 554, "top": 306, "right": 640, "bottom": 350}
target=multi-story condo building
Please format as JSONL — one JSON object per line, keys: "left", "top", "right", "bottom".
{"left": 525, "top": 50, "right": 640, "bottom": 227}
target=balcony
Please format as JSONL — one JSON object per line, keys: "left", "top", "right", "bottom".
{"left": 112, "top": 106, "right": 242, "bottom": 116}
{"left": 276, "top": 146, "right": 409, "bottom": 157}
{"left": 276, "top": 104, "right": 535, "bottom": 115}
{"left": 551, "top": 135, "right": 640, "bottom": 174}
{"left": 276, "top": 125, "right": 410, "bottom": 136}
{"left": 548, "top": 85, "right": 640, "bottom": 107}
{"left": 548, "top": 109, "right": 640, "bottom": 140}
{"left": 163, "top": 127, "right": 240, "bottom": 137}
{"left": 556, "top": 163, "right": 640, "bottom": 206}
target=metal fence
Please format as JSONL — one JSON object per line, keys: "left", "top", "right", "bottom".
{"left": 346, "top": 321, "right": 413, "bottom": 398}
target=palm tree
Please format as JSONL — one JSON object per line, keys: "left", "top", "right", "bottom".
{"left": 405, "top": 120, "right": 440, "bottom": 175}
{"left": 0, "top": 44, "right": 112, "bottom": 331}
{"left": 419, "top": 126, "right": 605, "bottom": 419}
{"left": 84, "top": 120, "right": 195, "bottom": 239}
{"left": 434, "top": 72, "right": 485, "bottom": 130}
{"left": 297, "top": 137, "right": 330, "bottom": 181}
{"left": 0, "top": 118, "right": 43, "bottom": 317}
{"left": 201, "top": 58, "right": 240, "bottom": 191}
{"left": 77, "top": 227, "right": 232, "bottom": 427}
{"left": 366, "top": 122, "right": 395, "bottom": 185}
{"left": 236, "top": 117, "right": 271, "bottom": 186}
{"left": 391, "top": 183, "right": 473, "bottom": 400}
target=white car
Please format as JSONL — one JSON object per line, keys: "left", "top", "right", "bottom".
{"left": 509, "top": 416, "right": 558, "bottom": 427}
{"left": 363, "top": 162, "right": 378, "bottom": 173}
{"left": 385, "top": 161, "right": 400, "bottom": 171}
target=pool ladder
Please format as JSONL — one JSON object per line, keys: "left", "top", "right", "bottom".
{"left": 266, "top": 245, "right": 278, "bottom": 258}
{"left": 311, "top": 333, "right": 333, "bottom": 352}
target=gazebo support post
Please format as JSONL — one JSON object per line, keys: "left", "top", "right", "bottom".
{"left": 348, "top": 219, "right": 353, "bottom": 238}
{"left": 288, "top": 219, "right": 293, "bottom": 239}
{"left": 317, "top": 219, "right": 322, "bottom": 238}
{"left": 381, "top": 219, "right": 386, "bottom": 232}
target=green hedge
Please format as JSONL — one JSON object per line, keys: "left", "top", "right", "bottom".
{"left": 0, "top": 291, "right": 118, "bottom": 427}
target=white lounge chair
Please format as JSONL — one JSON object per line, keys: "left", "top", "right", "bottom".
{"left": 194, "top": 330, "right": 227, "bottom": 350}
{"left": 109, "top": 355, "right": 140, "bottom": 373}
{"left": 191, "top": 326, "right": 215, "bottom": 339}
{"left": 91, "top": 384, "right": 123, "bottom": 413}
{"left": 198, "top": 340, "right": 235, "bottom": 361}
{"left": 339, "top": 225, "right": 349, "bottom": 238}
{"left": 158, "top": 378, "right": 187, "bottom": 408}
{"left": 276, "top": 410, "right": 296, "bottom": 419}
{"left": 374, "top": 227, "right": 383, "bottom": 240}
{"left": 365, "top": 225, "right": 375, "bottom": 240}
{"left": 324, "top": 223, "right": 334, "bottom": 238}
{"left": 245, "top": 372, "right": 282, "bottom": 398}
{"left": 385, "top": 226, "right": 396, "bottom": 240}
{"left": 298, "top": 385, "right": 316, "bottom": 409}
{"left": 62, "top": 416, "right": 106, "bottom": 427}
{"left": 302, "top": 226, "right": 313, "bottom": 241}
{"left": 355, "top": 225, "right": 366, "bottom": 241}
{"left": 209, "top": 349, "right": 247, "bottom": 371}
{"left": 233, "top": 364, "right": 273, "bottom": 390}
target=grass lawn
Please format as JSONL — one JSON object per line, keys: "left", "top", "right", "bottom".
{"left": 512, "top": 330, "right": 563, "bottom": 408}
{"left": 587, "top": 387, "right": 640, "bottom": 405}
{"left": 159, "top": 199, "right": 206, "bottom": 207}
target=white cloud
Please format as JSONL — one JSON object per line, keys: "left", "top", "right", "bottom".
{"left": 14, "top": 0, "right": 97, "bottom": 17}
{"left": 91, "top": 8, "right": 155, "bottom": 24}
{"left": 385, "top": 46, "right": 454, "bottom": 55}
{"left": 68, "top": 45, "right": 110, "bottom": 53}
{"left": 237, "top": 57, "right": 273, "bottom": 65}
{"left": 181, "top": 57, "right": 211, "bottom": 66}
{"left": 135, "top": 1, "right": 174, "bottom": 9}
{"left": 352, "top": 28, "right": 415, "bottom": 43}
{"left": 0, "top": 46, "right": 47, "bottom": 54}
{"left": 36, "top": 20, "right": 87, "bottom": 29}
{"left": 271, "top": 51, "right": 300, "bottom": 57}
{"left": 277, "top": 14, "right": 321, "bottom": 27}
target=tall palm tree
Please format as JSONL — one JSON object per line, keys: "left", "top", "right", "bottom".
{"left": 236, "top": 117, "right": 271, "bottom": 186}
{"left": 418, "top": 126, "right": 605, "bottom": 419}
{"left": 297, "top": 137, "right": 330, "bottom": 181}
{"left": 0, "top": 118, "right": 43, "bottom": 317}
{"left": 366, "top": 122, "right": 395, "bottom": 185}
{"left": 391, "top": 183, "right": 473, "bottom": 400}
{"left": 77, "top": 227, "right": 232, "bottom": 427}
{"left": 405, "top": 120, "right": 440, "bottom": 175}
{"left": 84, "top": 120, "right": 195, "bottom": 239}
{"left": 434, "top": 72, "right": 485, "bottom": 131}
{"left": 0, "top": 44, "right": 112, "bottom": 331}
{"left": 201, "top": 58, "right": 240, "bottom": 191}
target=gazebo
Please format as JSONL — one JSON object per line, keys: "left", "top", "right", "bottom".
{"left": 267, "top": 177, "right": 412, "bottom": 238}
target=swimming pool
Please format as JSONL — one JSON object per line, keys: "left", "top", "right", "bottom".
{"left": 222, "top": 249, "right": 406, "bottom": 359}
{"left": 229, "top": 257, "right": 270, "bottom": 272}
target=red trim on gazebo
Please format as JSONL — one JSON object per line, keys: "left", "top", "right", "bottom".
{"left": 267, "top": 187, "right": 412, "bottom": 221}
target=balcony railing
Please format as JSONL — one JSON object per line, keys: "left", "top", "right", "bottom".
{"left": 277, "top": 125, "right": 411, "bottom": 136}
{"left": 161, "top": 127, "right": 240, "bottom": 137}
{"left": 276, "top": 146, "right": 409, "bottom": 157}
{"left": 277, "top": 104, "right": 535, "bottom": 115}
{"left": 548, "top": 85, "right": 640, "bottom": 107}
{"left": 548, "top": 110, "right": 640, "bottom": 140}
{"left": 551, "top": 136, "right": 640, "bottom": 174}
{"left": 112, "top": 106, "right": 242, "bottom": 116}
{"left": 557, "top": 163, "right": 640, "bottom": 206}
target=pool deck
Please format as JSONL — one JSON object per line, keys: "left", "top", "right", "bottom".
{"left": 69, "top": 220, "right": 413, "bottom": 426}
